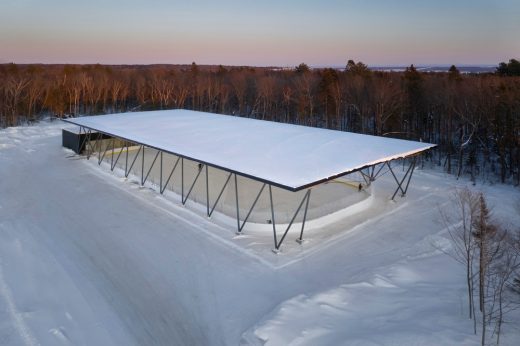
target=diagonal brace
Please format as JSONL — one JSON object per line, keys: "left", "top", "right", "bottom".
{"left": 160, "top": 155, "right": 181, "bottom": 194}
{"left": 142, "top": 149, "right": 160, "bottom": 185}
{"left": 98, "top": 137, "right": 112, "bottom": 165}
{"left": 125, "top": 145, "right": 142, "bottom": 178}
{"left": 236, "top": 183, "right": 266, "bottom": 233}
{"left": 388, "top": 157, "right": 417, "bottom": 200}
{"left": 271, "top": 189, "right": 312, "bottom": 250}
{"left": 182, "top": 163, "right": 204, "bottom": 205}
{"left": 208, "top": 172, "right": 232, "bottom": 217}
{"left": 111, "top": 142, "right": 126, "bottom": 171}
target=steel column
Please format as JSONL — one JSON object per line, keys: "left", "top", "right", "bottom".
{"left": 272, "top": 189, "right": 311, "bottom": 251}
{"left": 205, "top": 165, "right": 210, "bottom": 216}
{"left": 297, "top": 189, "right": 312, "bottom": 243}
{"left": 85, "top": 130, "right": 94, "bottom": 159}
{"left": 125, "top": 145, "right": 142, "bottom": 178}
{"left": 182, "top": 163, "right": 204, "bottom": 205}
{"left": 110, "top": 138, "right": 115, "bottom": 169}
{"left": 160, "top": 156, "right": 181, "bottom": 194}
{"left": 125, "top": 142, "right": 129, "bottom": 173}
{"left": 142, "top": 149, "right": 160, "bottom": 185}
{"left": 141, "top": 146, "right": 145, "bottom": 185}
{"left": 98, "top": 136, "right": 111, "bottom": 165}
{"left": 234, "top": 174, "right": 240, "bottom": 232}
{"left": 236, "top": 183, "right": 266, "bottom": 234}
{"left": 388, "top": 158, "right": 416, "bottom": 200}
{"left": 401, "top": 157, "right": 417, "bottom": 196}
{"left": 78, "top": 126, "right": 91, "bottom": 155}
{"left": 269, "top": 185, "right": 277, "bottom": 247}
{"left": 111, "top": 141, "right": 126, "bottom": 171}
{"left": 208, "top": 172, "right": 232, "bottom": 217}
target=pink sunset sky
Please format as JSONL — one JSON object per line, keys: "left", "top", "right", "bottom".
{"left": 1, "top": 0, "right": 518, "bottom": 66}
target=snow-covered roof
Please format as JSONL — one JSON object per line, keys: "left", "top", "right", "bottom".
{"left": 63, "top": 110, "right": 436, "bottom": 191}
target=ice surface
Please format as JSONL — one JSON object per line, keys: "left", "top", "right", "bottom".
{"left": 63, "top": 110, "right": 436, "bottom": 190}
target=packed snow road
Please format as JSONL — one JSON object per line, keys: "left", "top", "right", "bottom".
{"left": 0, "top": 123, "right": 285, "bottom": 345}
{"left": 0, "top": 121, "right": 518, "bottom": 345}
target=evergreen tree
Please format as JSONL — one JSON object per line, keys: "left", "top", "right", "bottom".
{"left": 295, "top": 63, "right": 310, "bottom": 74}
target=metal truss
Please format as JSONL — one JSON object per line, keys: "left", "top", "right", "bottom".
{"left": 387, "top": 156, "right": 417, "bottom": 200}
{"left": 359, "top": 162, "right": 386, "bottom": 186}
{"left": 269, "top": 186, "right": 312, "bottom": 252}
{"left": 80, "top": 129, "right": 421, "bottom": 252}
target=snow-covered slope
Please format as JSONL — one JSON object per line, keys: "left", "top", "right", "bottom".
{"left": 0, "top": 121, "right": 518, "bottom": 345}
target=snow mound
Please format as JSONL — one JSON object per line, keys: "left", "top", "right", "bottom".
{"left": 242, "top": 257, "right": 481, "bottom": 346}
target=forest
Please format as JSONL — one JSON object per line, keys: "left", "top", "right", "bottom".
{"left": 1, "top": 59, "right": 519, "bottom": 185}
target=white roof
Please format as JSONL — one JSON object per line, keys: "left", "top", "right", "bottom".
{"left": 64, "top": 110, "right": 435, "bottom": 191}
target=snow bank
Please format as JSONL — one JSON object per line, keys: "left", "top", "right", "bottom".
{"left": 243, "top": 255, "right": 480, "bottom": 346}
{"left": 1, "top": 120, "right": 518, "bottom": 345}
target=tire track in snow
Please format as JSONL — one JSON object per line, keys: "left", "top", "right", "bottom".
{"left": 0, "top": 264, "right": 39, "bottom": 346}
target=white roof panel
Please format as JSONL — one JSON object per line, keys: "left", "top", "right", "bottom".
{"left": 63, "top": 110, "right": 436, "bottom": 191}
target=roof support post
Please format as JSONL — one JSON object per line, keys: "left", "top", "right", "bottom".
{"left": 160, "top": 156, "right": 180, "bottom": 194}
{"left": 272, "top": 189, "right": 312, "bottom": 252}
{"left": 296, "top": 189, "right": 312, "bottom": 244}
{"left": 182, "top": 162, "right": 204, "bottom": 205}
{"left": 111, "top": 140, "right": 126, "bottom": 171}
{"left": 205, "top": 165, "right": 210, "bottom": 216}
{"left": 402, "top": 156, "right": 417, "bottom": 196}
{"left": 234, "top": 174, "right": 240, "bottom": 232}
{"left": 359, "top": 170, "right": 371, "bottom": 186}
{"left": 388, "top": 157, "right": 417, "bottom": 200}
{"left": 269, "top": 185, "right": 277, "bottom": 247}
{"left": 125, "top": 145, "right": 142, "bottom": 178}
{"left": 97, "top": 133, "right": 104, "bottom": 164}
{"left": 94, "top": 132, "right": 102, "bottom": 157}
{"left": 142, "top": 149, "right": 160, "bottom": 186}
{"left": 87, "top": 132, "right": 100, "bottom": 160}
{"left": 236, "top": 183, "right": 266, "bottom": 234}
{"left": 98, "top": 136, "right": 110, "bottom": 165}
{"left": 77, "top": 126, "right": 82, "bottom": 153}
{"left": 125, "top": 142, "right": 129, "bottom": 175}
{"left": 110, "top": 137, "right": 115, "bottom": 169}
{"left": 372, "top": 163, "right": 385, "bottom": 180}
{"left": 141, "top": 145, "right": 145, "bottom": 185}
{"left": 78, "top": 126, "right": 91, "bottom": 155}
{"left": 85, "top": 129, "right": 93, "bottom": 159}
{"left": 181, "top": 157, "right": 184, "bottom": 201}
{"left": 208, "top": 172, "right": 232, "bottom": 218}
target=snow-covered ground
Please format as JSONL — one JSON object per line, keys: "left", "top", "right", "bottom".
{"left": 0, "top": 120, "right": 518, "bottom": 345}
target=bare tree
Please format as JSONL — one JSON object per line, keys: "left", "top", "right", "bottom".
{"left": 440, "top": 187, "right": 479, "bottom": 333}
{"left": 487, "top": 230, "right": 520, "bottom": 345}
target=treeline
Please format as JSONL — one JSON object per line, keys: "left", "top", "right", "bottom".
{"left": 1, "top": 60, "right": 519, "bottom": 184}
{"left": 443, "top": 188, "right": 520, "bottom": 345}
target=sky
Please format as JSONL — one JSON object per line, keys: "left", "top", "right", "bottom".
{"left": 1, "top": 0, "right": 519, "bottom": 67}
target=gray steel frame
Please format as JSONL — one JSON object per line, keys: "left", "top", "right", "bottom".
{"left": 78, "top": 126, "right": 422, "bottom": 252}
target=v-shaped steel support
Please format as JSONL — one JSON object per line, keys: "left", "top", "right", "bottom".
{"left": 141, "top": 148, "right": 160, "bottom": 186}
{"left": 235, "top": 178, "right": 266, "bottom": 233}
{"left": 111, "top": 142, "right": 126, "bottom": 171}
{"left": 182, "top": 162, "right": 204, "bottom": 205}
{"left": 207, "top": 170, "right": 233, "bottom": 218}
{"left": 387, "top": 157, "right": 417, "bottom": 200}
{"left": 270, "top": 187, "right": 312, "bottom": 251}
{"left": 159, "top": 153, "right": 181, "bottom": 194}
{"left": 125, "top": 145, "right": 142, "bottom": 178}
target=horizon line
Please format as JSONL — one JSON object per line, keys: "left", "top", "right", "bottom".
{"left": 0, "top": 61, "right": 502, "bottom": 68}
